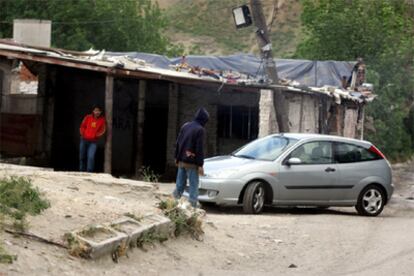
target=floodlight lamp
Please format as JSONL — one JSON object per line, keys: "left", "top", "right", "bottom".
{"left": 232, "top": 5, "right": 252, "bottom": 29}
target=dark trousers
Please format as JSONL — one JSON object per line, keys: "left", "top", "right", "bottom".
{"left": 79, "top": 138, "right": 97, "bottom": 172}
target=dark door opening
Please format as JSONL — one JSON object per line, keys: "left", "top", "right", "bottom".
{"left": 112, "top": 79, "right": 139, "bottom": 176}
{"left": 142, "top": 81, "right": 169, "bottom": 178}
{"left": 51, "top": 67, "right": 105, "bottom": 172}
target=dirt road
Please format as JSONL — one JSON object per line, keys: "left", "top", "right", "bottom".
{"left": 0, "top": 161, "right": 413, "bottom": 275}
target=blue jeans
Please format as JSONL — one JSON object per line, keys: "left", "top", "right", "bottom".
{"left": 173, "top": 167, "right": 199, "bottom": 207}
{"left": 79, "top": 138, "right": 97, "bottom": 172}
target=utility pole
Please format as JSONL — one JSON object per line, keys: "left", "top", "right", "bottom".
{"left": 249, "top": 0, "right": 289, "bottom": 132}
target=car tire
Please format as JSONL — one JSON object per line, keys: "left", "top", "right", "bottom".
{"left": 243, "top": 181, "right": 265, "bottom": 214}
{"left": 355, "top": 185, "right": 385, "bottom": 216}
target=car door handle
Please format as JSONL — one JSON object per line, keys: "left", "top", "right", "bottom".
{"left": 325, "top": 167, "right": 336, "bottom": 172}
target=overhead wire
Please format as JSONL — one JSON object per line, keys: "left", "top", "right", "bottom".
{"left": 0, "top": 1, "right": 279, "bottom": 26}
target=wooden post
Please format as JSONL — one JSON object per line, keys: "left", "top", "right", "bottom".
{"left": 104, "top": 74, "right": 113, "bottom": 174}
{"left": 165, "top": 83, "right": 179, "bottom": 176}
{"left": 135, "top": 80, "right": 146, "bottom": 177}
{"left": 250, "top": 0, "right": 289, "bottom": 133}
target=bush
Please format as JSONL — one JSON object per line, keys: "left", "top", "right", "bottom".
{"left": 0, "top": 176, "right": 50, "bottom": 231}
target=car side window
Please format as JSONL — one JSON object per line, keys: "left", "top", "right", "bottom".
{"left": 290, "top": 141, "right": 333, "bottom": 164}
{"left": 334, "top": 142, "right": 379, "bottom": 163}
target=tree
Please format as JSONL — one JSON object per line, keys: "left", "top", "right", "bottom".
{"left": 295, "top": 0, "right": 414, "bottom": 160}
{"left": 0, "top": 0, "right": 182, "bottom": 56}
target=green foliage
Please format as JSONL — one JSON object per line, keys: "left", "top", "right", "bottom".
{"left": 0, "top": 176, "right": 50, "bottom": 231}
{"left": 0, "top": 0, "right": 181, "bottom": 56}
{"left": 295, "top": 0, "right": 414, "bottom": 160}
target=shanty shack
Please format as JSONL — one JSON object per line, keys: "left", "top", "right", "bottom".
{"left": 0, "top": 40, "right": 374, "bottom": 179}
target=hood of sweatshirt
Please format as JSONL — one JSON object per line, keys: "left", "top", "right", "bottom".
{"left": 194, "top": 107, "right": 209, "bottom": 127}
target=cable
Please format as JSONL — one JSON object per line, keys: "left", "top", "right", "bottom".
{"left": 254, "top": 57, "right": 265, "bottom": 78}
{"left": 0, "top": 1, "right": 281, "bottom": 26}
{"left": 267, "top": 0, "right": 279, "bottom": 33}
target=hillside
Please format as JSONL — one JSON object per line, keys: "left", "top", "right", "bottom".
{"left": 155, "top": 0, "right": 303, "bottom": 57}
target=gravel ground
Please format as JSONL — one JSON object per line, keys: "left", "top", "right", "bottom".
{"left": 0, "top": 160, "right": 413, "bottom": 276}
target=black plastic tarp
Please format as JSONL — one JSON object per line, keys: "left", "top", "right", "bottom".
{"left": 107, "top": 52, "right": 354, "bottom": 87}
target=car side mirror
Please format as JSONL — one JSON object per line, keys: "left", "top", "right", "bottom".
{"left": 286, "top": 157, "right": 302, "bottom": 166}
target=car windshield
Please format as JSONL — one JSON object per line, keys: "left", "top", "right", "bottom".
{"left": 233, "top": 136, "right": 298, "bottom": 161}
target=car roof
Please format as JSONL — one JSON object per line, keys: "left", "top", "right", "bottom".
{"left": 272, "top": 133, "right": 372, "bottom": 147}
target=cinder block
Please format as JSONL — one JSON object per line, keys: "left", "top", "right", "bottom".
{"left": 73, "top": 224, "right": 128, "bottom": 259}
{"left": 110, "top": 217, "right": 153, "bottom": 247}
{"left": 141, "top": 214, "right": 175, "bottom": 238}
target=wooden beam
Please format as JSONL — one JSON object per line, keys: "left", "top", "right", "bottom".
{"left": 164, "top": 83, "right": 179, "bottom": 177}
{"left": 135, "top": 80, "right": 146, "bottom": 177}
{"left": 104, "top": 74, "right": 114, "bottom": 174}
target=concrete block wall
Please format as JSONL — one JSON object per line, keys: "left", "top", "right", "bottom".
{"left": 258, "top": 89, "right": 278, "bottom": 138}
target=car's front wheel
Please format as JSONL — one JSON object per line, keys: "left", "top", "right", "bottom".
{"left": 355, "top": 185, "right": 385, "bottom": 216}
{"left": 243, "top": 181, "right": 265, "bottom": 214}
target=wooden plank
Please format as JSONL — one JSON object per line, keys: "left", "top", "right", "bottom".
{"left": 135, "top": 80, "right": 146, "bottom": 177}
{"left": 104, "top": 74, "right": 113, "bottom": 174}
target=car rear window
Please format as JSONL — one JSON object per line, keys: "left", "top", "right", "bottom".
{"left": 334, "top": 142, "right": 382, "bottom": 163}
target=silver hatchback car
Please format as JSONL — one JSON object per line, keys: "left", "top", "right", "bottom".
{"left": 191, "top": 133, "right": 393, "bottom": 216}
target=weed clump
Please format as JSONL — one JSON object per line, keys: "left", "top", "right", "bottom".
{"left": 158, "top": 198, "right": 204, "bottom": 240}
{"left": 140, "top": 166, "right": 160, "bottom": 183}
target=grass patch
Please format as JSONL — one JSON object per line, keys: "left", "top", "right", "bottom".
{"left": 0, "top": 243, "right": 17, "bottom": 264}
{"left": 164, "top": 0, "right": 303, "bottom": 56}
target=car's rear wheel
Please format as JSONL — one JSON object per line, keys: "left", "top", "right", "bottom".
{"left": 355, "top": 185, "right": 385, "bottom": 216}
{"left": 243, "top": 181, "right": 265, "bottom": 214}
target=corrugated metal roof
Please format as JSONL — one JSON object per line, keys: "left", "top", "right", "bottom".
{"left": 0, "top": 40, "right": 373, "bottom": 103}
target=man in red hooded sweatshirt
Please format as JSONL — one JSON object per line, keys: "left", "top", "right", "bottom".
{"left": 79, "top": 105, "right": 106, "bottom": 172}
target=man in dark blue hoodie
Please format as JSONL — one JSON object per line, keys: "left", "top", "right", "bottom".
{"left": 173, "top": 107, "right": 209, "bottom": 208}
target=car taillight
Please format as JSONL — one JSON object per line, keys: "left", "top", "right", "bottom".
{"left": 369, "top": 145, "right": 386, "bottom": 159}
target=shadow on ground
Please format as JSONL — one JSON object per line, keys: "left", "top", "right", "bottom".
{"left": 201, "top": 203, "right": 359, "bottom": 217}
